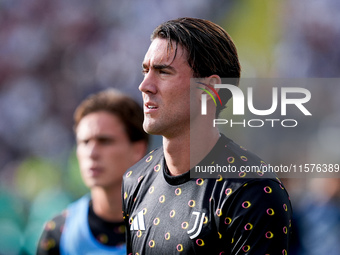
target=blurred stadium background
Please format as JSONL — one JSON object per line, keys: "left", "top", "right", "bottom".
{"left": 0, "top": 0, "right": 340, "bottom": 254}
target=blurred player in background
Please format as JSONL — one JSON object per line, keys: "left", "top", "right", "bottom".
{"left": 37, "top": 89, "right": 148, "bottom": 255}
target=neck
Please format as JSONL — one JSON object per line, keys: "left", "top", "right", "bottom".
{"left": 91, "top": 184, "right": 123, "bottom": 222}
{"left": 163, "top": 116, "right": 220, "bottom": 176}
{"left": 163, "top": 132, "right": 190, "bottom": 176}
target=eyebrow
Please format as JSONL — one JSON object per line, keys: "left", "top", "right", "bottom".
{"left": 77, "top": 134, "right": 115, "bottom": 142}
{"left": 142, "top": 63, "right": 176, "bottom": 72}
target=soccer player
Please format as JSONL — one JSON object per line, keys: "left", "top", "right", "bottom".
{"left": 37, "top": 89, "right": 148, "bottom": 255}
{"left": 122, "top": 17, "right": 292, "bottom": 254}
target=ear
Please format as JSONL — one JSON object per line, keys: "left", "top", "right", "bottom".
{"left": 206, "top": 75, "right": 221, "bottom": 93}
{"left": 198, "top": 75, "right": 222, "bottom": 104}
{"left": 131, "top": 140, "right": 148, "bottom": 163}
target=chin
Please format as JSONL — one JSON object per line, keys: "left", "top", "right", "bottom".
{"left": 90, "top": 182, "right": 105, "bottom": 189}
{"left": 85, "top": 179, "right": 103, "bottom": 188}
{"left": 144, "top": 126, "right": 163, "bottom": 136}
{"left": 143, "top": 122, "right": 158, "bottom": 135}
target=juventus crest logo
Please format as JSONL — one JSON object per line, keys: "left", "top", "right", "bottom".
{"left": 187, "top": 211, "right": 205, "bottom": 239}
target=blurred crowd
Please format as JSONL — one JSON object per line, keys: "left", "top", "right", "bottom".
{"left": 0, "top": 0, "right": 230, "bottom": 170}
{"left": 0, "top": 0, "right": 340, "bottom": 254}
{"left": 275, "top": 0, "right": 340, "bottom": 254}
{"left": 0, "top": 0, "right": 232, "bottom": 254}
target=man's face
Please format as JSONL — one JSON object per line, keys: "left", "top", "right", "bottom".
{"left": 139, "top": 38, "right": 194, "bottom": 138}
{"left": 76, "top": 111, "right": 137, "bottom": 189}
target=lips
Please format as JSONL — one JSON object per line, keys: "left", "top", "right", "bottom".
{"left": 144, "top": 102, "right": 158, "bottom": 113}
{"left": 88, "top": 167, "right": 102, "bottom": 177}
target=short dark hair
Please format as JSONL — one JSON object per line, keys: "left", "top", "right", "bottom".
{"left": 74, "top": 89, "right": 149, "bottom": 144}
{"left": 151, "top": 17, "right": 241, "bottom": 116}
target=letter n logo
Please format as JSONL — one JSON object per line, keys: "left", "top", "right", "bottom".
{"left": 187, "top": 211, "right": 205, "bottom": 239}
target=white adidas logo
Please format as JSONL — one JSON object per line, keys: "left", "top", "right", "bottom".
{"left": 130, "top": 210, "right": 146, "bottom": 231}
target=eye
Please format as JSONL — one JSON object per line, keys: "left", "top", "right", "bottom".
{"left": 142, "top": 68, "right": 149, "bottom": 75}
{"left": 78, "top": 139, "right": 89, "bottom": 146}
{"left": 159, "top": 69, "right": 169, "bottom": 75}
{"left": 98, "top": 137, "right": 114, "bottom": 145}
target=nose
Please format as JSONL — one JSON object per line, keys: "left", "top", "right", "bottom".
{"left": 88, "top": 141, "right": 100, "bottom": 159}
{"left": 139, "top": 72, "right": 157, "bottom": 94}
